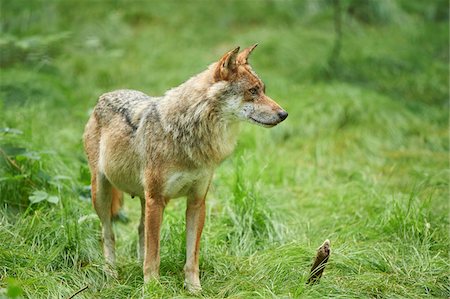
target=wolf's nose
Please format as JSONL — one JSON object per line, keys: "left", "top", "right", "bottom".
{"left": 278, "top": 110, "right": 288, "bottom": 121}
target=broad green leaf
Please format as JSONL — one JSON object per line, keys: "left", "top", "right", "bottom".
{"left": 29, "top": 190, "right": 48, "bottom": 204}
{"left": 46, "top": 196, "right": 59, "bottom": 204}
{"left": 0, "top": 145, "right": 26, "bottom": 156}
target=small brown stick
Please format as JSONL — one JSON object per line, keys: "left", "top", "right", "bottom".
{"left": 307, "top": 239, "right": 331, "bottom": 284}
{"left": 68, "top": 285, "right": 88, "bottom": 299}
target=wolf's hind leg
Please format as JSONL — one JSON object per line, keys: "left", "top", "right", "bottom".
{"left": 94, "top": 172, "right": 116, "bottom": 267}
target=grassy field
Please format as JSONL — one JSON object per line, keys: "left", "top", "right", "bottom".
{"left": 0, "top": 1, "right": 449, "bottom": 298}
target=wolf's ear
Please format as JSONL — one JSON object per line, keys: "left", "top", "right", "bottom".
{"left": 214, "top": 46, "right": 240, "bottom": 81}
{"left": 237, "top": 44, "right": 258, "bottom": 65}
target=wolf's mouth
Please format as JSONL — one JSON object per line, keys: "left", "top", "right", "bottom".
{"left": 249, "top": 117, "right": 277, "bottom": 127}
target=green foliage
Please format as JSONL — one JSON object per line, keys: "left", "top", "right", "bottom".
{"left": 0, "top": 128, "right": 79, "bottom": 209}
{"left": 3, "top": 278, "right": 24, "bottom": 298}
{"left": 0, "top": 0, "right": 448, "bottom": 298}
{"left": 1, "top": 129, "right": 46, "bottom": 207}
{"left": 222, "top": 155, "right": 284, "bottom": 256}
{"left": 347, "top": 0, "right": 405, "bottom": 24}
{"left": 0, "top": 32, "right": 69, "bottom": 68}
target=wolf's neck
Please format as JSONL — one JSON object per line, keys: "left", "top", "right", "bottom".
{"left": 158, "top": 71, "right": 239, "bottom": 167}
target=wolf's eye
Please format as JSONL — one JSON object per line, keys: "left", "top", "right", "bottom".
{"left": 249, "top": 87, "right": 258, "bottom": 95}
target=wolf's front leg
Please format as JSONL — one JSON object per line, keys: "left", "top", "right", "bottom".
{"left": 184, "top": 194, "right": 206, "bottom": 292}
{"left": 143, "top": 190, "right": 165, "bottom": 283}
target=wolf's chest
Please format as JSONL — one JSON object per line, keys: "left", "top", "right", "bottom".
{"left": 163, "top": 169, "right": 210, "bottom": 198}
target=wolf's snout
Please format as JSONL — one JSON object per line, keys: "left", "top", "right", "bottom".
{"left": 278, "top": 110, "right": 288, "bottom": 121}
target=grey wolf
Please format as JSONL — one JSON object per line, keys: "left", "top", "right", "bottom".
{"left": 83, "top": 45, "right": 288, "bottom": 292}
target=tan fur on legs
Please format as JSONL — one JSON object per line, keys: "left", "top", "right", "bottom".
{"left": 184, "top": 196, "right": 206, "bottom": 292}
{"left": 183, "top": 175, "right": 211, "bottom": 292}
{"left": 95, "top": 173, "right": 116, "bottom": 266}
{"left": 143, "top": 189, "right": 165, "bottom": 282}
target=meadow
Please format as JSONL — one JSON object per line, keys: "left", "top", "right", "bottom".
{"left": 0, "top": 1, "right": 449, "bottom": 298}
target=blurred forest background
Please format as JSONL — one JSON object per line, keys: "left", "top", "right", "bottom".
{"left": 0, "top": 0, "right": 448, "bottom": 298}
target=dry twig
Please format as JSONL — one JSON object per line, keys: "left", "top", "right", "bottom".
{"left": 68, "top": 285, "right": 88, "bottom": 299}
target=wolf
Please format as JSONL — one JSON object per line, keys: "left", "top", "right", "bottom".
{"left": 83, "top": 44, "right": 288, "bottom": 292}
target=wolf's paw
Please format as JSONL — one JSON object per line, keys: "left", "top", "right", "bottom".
{"left": 143, "top": 272, "right": 160, "bottom": 284}
{"left": 184, "top": 279, "right": 202, "bottom": 294}
{"left": 142, "top": 277, "right": 162, "bottom": 297}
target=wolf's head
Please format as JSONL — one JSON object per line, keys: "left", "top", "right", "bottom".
{"left": 211, "top": 45, "right": 288, "bottom": 127}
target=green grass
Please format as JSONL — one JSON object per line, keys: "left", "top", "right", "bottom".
{"left": 0, "top": 0, "right": 449, "bottom": 298}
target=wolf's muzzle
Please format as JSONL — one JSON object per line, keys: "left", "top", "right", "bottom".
{"left": 278, "top": 110, "right": 288, "bottom": 122}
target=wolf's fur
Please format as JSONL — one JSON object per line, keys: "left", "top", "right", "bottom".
{"left": 83, "top": 45, "right": 287, "bottom": 292}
